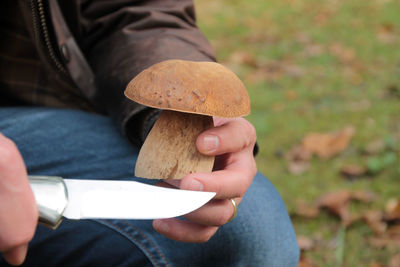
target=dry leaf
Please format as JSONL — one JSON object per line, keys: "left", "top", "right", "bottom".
{"left": 363, "top": 211, "right": 387, "bottom": 235}
{"left": 369, "top": 263, "right": 384, "bottom": 267}
{"left": 389, "top": 254, "right": 400, "bottom": 267}
{"left": 229, "top": 51, "right": 258, "bottom": 68}
{"left": 294, "top": 200, "right": 320, "bottom": 218}
{"left": 301, "top": 43, "right": 324, "bottom": 58}
{"left": 288, "top": 161, "right": 310, "bottom": 175}
{"left": 297, "top": 236, "right": 315, "bottom": 251}
{"left": 302, "top": 126, "right": 355, "bottom": 159}
{"left": 316, "top": 190, "right": 374, "bottom": 226}
{"left": 368, "top": 235, "right": 400, "bottom": 248}
{"left": 286, "top": 145, "right": 312, "bottom": 175}
{"left": 385, "top": 199, "right": 400, "bottom": 221}
{"left": 388, "top": 224, "right": 400, "bottom": 235}
{"left": 317, "top": 191, "right": 352, "bottom": 208}
{"left": 351, "top": 191, "right": 376, "bottom": 203}
{"left": 285, "top": 90, "right": 298, "bottom": 100}
{"left": 284, "top": 64, "right": 305, "bottom": 78}
{"left": 384, "top": 85, "right": 400, "bottom": 99}
{"left": 287, "top": 145, "right": 312, "bottom": 162}
{"left": 298, "top": 253, "right": 317, "bottom": 267}
{"left": 317, "top": 191, "right": 352, "bottom": 226}
{"left": 329, "top": 43, "right": 356, "bottom": 63}
{"left": 340, "top": 164, "right": 367, "bottom": 179}
{"left": 377, "top": 23, "right": 397, "bottom": 44}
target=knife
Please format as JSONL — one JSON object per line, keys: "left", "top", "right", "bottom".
{"left": 28, "top": 176, "right": 216, "bottom": 229}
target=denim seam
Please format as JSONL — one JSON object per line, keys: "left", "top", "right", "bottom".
{"left": 96, "top": 219, "right": 169, "bottom": 267}
{"left": 122, "top": 220, "right": 170, "bottom": 267}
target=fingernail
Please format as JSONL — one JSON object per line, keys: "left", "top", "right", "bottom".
{"left": 203, "top": 135, "right": 219, "bottom": 153}
{"left": 154, "top": 220, "right": 169, "bottom": 233}
{"left": 188, "top": 179, "right": 204, "bottom": 191}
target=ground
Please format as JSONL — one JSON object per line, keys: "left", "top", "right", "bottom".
{"left": 195, "top": 0, "right": 400, "bottom": 265}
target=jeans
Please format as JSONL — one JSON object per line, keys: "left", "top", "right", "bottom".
{"left": 0, "top": 107, "right": 299, "bottom": 267}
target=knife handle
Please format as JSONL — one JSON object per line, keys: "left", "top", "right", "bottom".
{"left": 28, "top": 176, "right": 68, "bottom": 229}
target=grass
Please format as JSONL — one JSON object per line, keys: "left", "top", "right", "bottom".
{"left": 195, "top": 0, "right": 400, "bottom": 265}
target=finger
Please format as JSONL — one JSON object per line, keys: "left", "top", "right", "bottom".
{"left": 183, "top": 198, "right": 240, "bottom": 226}
{"left": 153, "top": 218, "right": 218, "bottom": 243}
{"left": 180, "top": 170, "right": 249, "bottom": 199}
{"left": 180, "top": 150, "right": 257, "bottom": 199}
{"left": 0, "top": 135, "right": 38, "bottom": 254}
{"left": 2, "top": 244, "right": 28, "bottom": 266}
{"left": 196, "top": 118, "right": 256, "bottom": 156}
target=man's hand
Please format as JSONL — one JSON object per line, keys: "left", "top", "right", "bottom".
{"left": 0, "top": 133, "right": 38, "bottom": 265}
{"left": 153, "top": 117, "right": 257, "bottom": 242}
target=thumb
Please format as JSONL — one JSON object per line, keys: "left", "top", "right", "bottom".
{"left": 3, "top": 244, "right": 28, "bottom": 266}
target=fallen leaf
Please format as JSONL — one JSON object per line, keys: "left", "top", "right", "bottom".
{"left": 286, "top": 145, "right": 312, "bottom": 175}
{"left": 383, "top": 85, "right": 400, "bottom": 99}
{"left": 385, "top": 199, "right": 400, "bottom": 221}
{"left": 368, "top": 235, "right": 400, "bottom": 249}
{"left": 369, "top": 263, "right": 384, "bottom": 267}
{"left": 301, "top": 43, "right": 324, "bottom": 58}
{"left": 295, "top": 32, "right": 312, "bottom": 44}
{"left": 389, "top": 254, "right": 400, "bottom": 267}
{"left": 287, "top": 145, "right": 312, "bottom": 162}
{"left": 316, "top": 191, "right": 352, "bottom": 226}
{"left": 297, "top": 236, "right": 315, "bottom": 251}
{"left": 302, "top": 126, "right": 355, "bottom": 159}
{"left": 293, "top": 200, "right": 320, "bottom": 218}
{"left": 284, "top": 64, "right": 305, "bottom": 78}
{"left": 316, "top": 190, "right": 375, "bottom": 226}
{"left": 298, "top": 253, "right": 317, "bottom": 267}
{"left": 351, "top": 191, "right": 376, "bottom": 203}
{"left": 340, "top": 164, "right": 367, "bottom": 180}
{"left": 229, "top": 51, "right": 259, "bottom": 68}
{"left": 388, "top": 224, "right": 400, "bottom": 235}
{"left": 377, "top": 23, "right": 397, "bottom": 44}
{"left": 288, "top": 161, "right": 310, "bottom": 175}
{"left": 329, "top": 43, "right": 356, "bottom": 63}
{"left": 246, "top": 62, "right": 283, "bottom": 84}
{"left": 363, "top": 211, "right": 387, "bottom": 235}
{"left": 285, "top": 90, "right": 298, "bottom": 100}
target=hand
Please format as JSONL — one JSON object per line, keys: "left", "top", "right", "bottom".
{"left": 0, "top": 133, "right": 38, "bottom": 265}
{"left": 153, "top": 117, "right": 257, "bottom": 242}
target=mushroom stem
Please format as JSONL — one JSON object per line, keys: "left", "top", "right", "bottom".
{"left": 135, "top": 110, "right": 215, "bottom": 179}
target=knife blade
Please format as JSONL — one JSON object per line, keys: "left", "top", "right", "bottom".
{"left": 28, "top": 176, "right": 215, "bottom": 229}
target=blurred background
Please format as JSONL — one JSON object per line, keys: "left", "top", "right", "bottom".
{"left": 195, "top": 0, "right": 400, "bottom": 265}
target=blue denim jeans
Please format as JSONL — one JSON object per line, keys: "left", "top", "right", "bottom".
{"left": 0, "top": 107, "right": 299, "bottom": 267}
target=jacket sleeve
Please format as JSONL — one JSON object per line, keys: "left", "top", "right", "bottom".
{"left": 77, "top": 0, "right": 217, "bottom": 146}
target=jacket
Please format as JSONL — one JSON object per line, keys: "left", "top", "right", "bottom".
{"left": 3, "top": 0, "right": 216, "bottom": 146}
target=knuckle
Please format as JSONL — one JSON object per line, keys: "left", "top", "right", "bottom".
{"left": 214, "top": 207, "right": 232, "bottom": 226}
{"left": 240, "top": 120, "right": 257, "bottom": 149}
{"left": 213, "top": 181, "right": 223, "bottom": 196}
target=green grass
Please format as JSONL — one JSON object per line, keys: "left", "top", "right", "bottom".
{"left": 195, "top": 0, "right": 400, "bottom": 265}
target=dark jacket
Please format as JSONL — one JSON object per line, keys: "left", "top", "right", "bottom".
{"left": 2, "top": 0, "right": 216, "bottom": 146}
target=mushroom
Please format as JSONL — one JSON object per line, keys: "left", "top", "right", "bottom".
{"left": 124, "top": 59, "right": 250, "bottom": 179}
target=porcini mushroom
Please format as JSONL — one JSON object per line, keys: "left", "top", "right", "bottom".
{"left": 125, "top": 59, "right": 250, "bottom": 179}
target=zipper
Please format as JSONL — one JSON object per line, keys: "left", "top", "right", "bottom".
{"left": 30, "top": 0, "right": 68, "bottom": 76}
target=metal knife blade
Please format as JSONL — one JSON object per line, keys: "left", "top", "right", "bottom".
{"left": 28, "top": 176, "right": 215, "bottom": 229}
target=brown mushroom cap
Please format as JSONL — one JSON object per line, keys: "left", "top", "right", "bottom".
{"left": 125, "top": 60, "right": 250, "bottom": 118}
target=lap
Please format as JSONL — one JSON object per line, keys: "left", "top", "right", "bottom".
{"left": 0, "top": 107, "right": 299, "bottom": 267}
